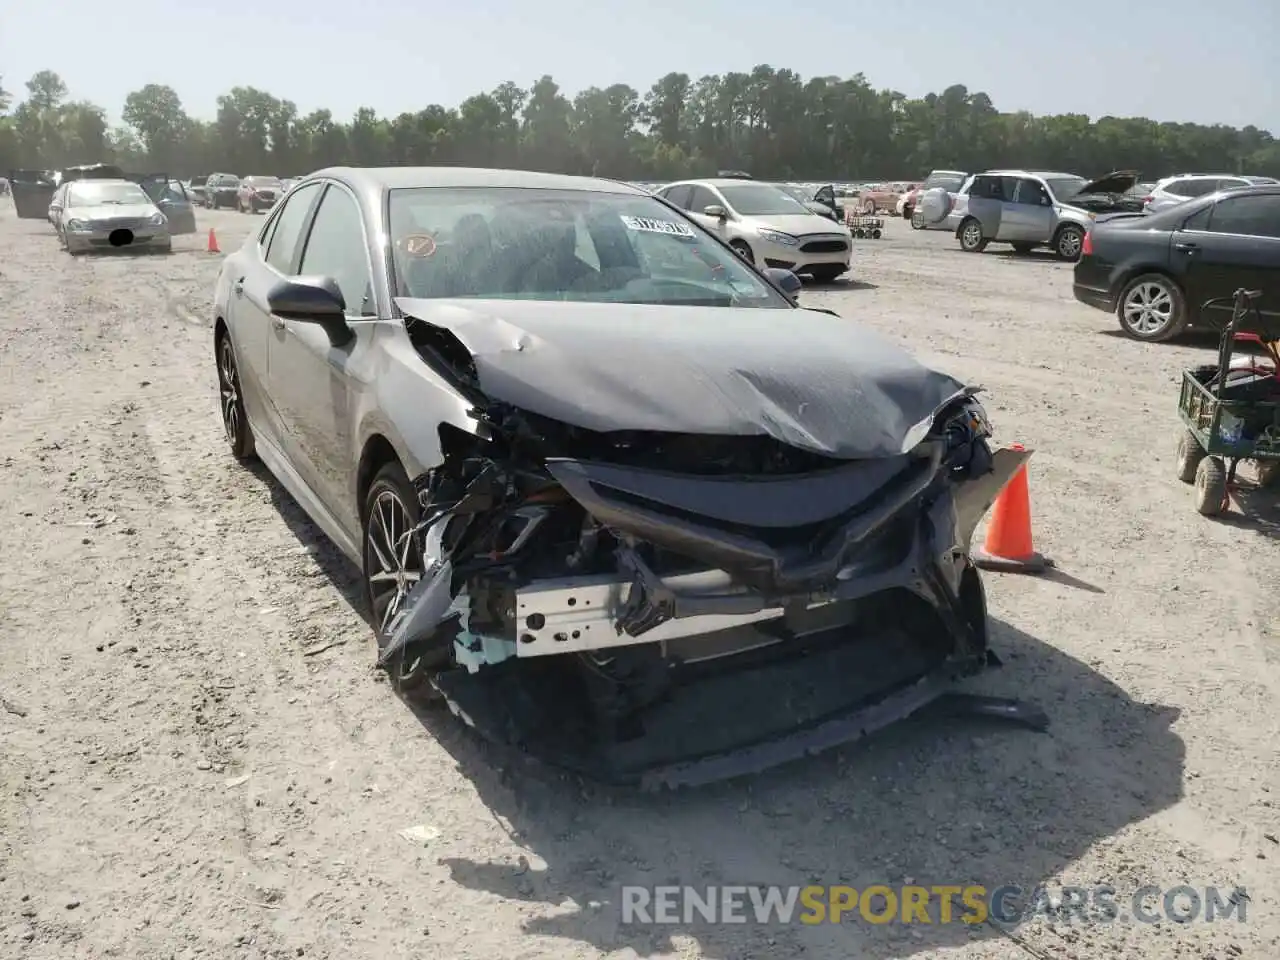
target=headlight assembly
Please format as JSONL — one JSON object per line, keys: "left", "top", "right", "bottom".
{"left": 757, "top": 228, "right": 799, "bottom": 246}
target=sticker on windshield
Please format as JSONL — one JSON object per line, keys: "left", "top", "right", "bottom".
{"left": 620, "top": 215, "right": 696, "bottom": 238}
{"left": 402, "top": 234, "right": 437, "bottom": 258}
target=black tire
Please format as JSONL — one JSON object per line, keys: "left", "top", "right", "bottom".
{"left": 1054, "top": 224, "right": 1086, "bottom": 261}
{"left": 958, "top": 218, "right": 987, "bottom": 253}
{"left": 1175, "top": 430, "right": 1205, "bottom": 484}
{"left": 1117, "top": 273, "right": 1187, "bottom": 342}
{"left": 872, "top": 229, "right": 882, "bottom": 239}
{"left": 1011, "top": 242, "right": 1036, "bottom": 255}
{"left": 362, "top": 461, "right": 447, "bottom": 694}
{"left": 215, "top": 331, "right": 255, "bottom": 461}
{"left": 1193, "top": 457, "right": 1228, "bottom": 516}
{"left": 729, "top": 239, "right": 754, "bottom": 264}
{"left": 910, "top": 210, "right": 926, "bottom": 229}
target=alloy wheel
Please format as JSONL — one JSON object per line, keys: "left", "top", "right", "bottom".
{"left": 1122, "top": 282, "right": 1174, "bottom": 336}
{"left": 962, "top": 222, "right": 982, "bottom": 249}
{"left": 365, "top": 489, "right": 424, "bottom": 634}
{"left": 217, "top": 337, "right": 242, "bottom": 448}
{"left": 1057, "top": 228, "right": 1083, "bottom": 259}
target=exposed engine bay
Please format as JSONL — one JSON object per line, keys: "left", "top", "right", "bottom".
{"left": 379, "top": 332, "right": 1037, "bottom": 785}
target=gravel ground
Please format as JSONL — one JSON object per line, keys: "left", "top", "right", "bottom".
{"left": 1, "top": 204, "right": 1278, "bottom": 960}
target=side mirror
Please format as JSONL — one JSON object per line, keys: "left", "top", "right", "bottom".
{"left": 764, "top": 267, "right": 802, "bottom": 298}
{"left": 266, "top": 276, "right": 353, "bottom": 345}
{"left": 703, "top": 204, "right": 728, "bottom": 220}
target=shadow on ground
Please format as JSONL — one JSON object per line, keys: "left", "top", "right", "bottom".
{"left": 242, "top": 459, "right": 1186, "bottom": 959}
{"left": 410, "top": 620, "right": 1182, "bottom": 959}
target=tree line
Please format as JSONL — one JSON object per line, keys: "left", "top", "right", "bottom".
{"left": 2, "top": 67, "right": 1278, "bottom": 182}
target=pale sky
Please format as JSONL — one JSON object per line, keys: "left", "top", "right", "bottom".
{"left": 3, "top": 0, "right": 1277, "bottom": 133}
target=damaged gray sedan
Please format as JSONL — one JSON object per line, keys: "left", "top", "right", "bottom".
{"left": 212, "top": 167, "right": 1038, "bottom": 787}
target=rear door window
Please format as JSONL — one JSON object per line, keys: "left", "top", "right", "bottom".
{"left": 660, "top": 184, "right": 693, "bottom": 210}
{"left": 1205, "top": 195, "right": 1280, "bottom": 239}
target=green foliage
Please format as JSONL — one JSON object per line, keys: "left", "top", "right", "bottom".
{"left": 2, "top": 68, "right": 1277, "bottom": 178}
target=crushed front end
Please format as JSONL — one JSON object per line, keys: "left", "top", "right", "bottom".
{"left": 381, "top": 393, "right": 1031, "bottom": 787}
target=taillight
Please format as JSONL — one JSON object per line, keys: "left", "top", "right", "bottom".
{"left": 1081, "top": 231, "right": 1093, "bottom": 257}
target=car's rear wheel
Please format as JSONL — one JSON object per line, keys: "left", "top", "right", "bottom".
{"left": 729, "top": 239, "right": 754, "bottom": 264}
{"left": 1117, "top": 273, "right": 1186, "bottom": 342}
{"left": 862, "top": 200, "right": 876, "bottom": 214}
{"left": 216, "top": 332, "right": 255, "bottom": 461}
{"left": 910, "top": 209, "right": 926, "bottom": 229}
{"left": 1055, "top": 224, "right": 1086, "bottom": 261}
{"left": 362, "top": 462, "right": 445, "bottom": 694}
{"left": 959, "top": 218, "right": 988, "bottom": 253}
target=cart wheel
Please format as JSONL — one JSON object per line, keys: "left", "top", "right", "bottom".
{"left": 1175, "top": 430, "right": 1206, "bottom": 484}
{"left": 1256, "top": 460, "right": 1280, "bottom": 489}
{"left": 872, "top": 228, "right": 882, "bottom": 239}
{"left": 1193, "top": 457, "right": 1229, "bottom": 516}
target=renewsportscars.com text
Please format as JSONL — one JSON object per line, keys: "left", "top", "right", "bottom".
{"left": 621, "top": 884, "right": 1249, "bottom": 926}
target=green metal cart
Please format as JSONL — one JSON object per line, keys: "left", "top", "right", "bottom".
{"left": 1175, "top": 288, "right": 1280, "bottom": 516}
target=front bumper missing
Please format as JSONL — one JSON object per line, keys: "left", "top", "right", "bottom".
{"left": 378, "top": 440, "right": 1046, "bottom": 785}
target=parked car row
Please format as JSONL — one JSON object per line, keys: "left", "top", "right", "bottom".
{"left": 185, "top": 173, "right": 298, "bottom": 213}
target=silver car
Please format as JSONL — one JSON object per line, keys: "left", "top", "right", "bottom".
{"left": 51, "top": 179, "right": 174, "bottom": 255}
{"left": 210, "top": 166, "right": 1023, "bottom": 784}
{"left": 951, "top": 170, "right": 1139, "bottom": 261}
{"left": 1144, "top": 173, "right": 1280, "bottom": 214}
{"left": 656, "top": 178, "right": 853, "bottom": 281}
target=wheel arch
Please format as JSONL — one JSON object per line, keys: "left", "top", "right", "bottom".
{"left": 356, "top": 434, "right": 405, "bottom": 522}
{"left": 1115, "top": 265, "right": 1185, "bottom": 302}
{"left": 955, "top": 214, "right": 978, "bottom": 239}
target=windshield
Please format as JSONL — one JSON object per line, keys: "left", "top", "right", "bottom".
{"left": 1045, "top": 177, "right": 1088, "bottom": 201}
{"left": 717, "top": 184, "right": 811, "bottom": 217}
{"left": 388, "top": 186, "right": 790, "bottom": 309}
{"left": 68, "top": 182, "right": 151, "bottom": 206}
{"left": 924, "top": 172, "right": 966, "bottom": 192}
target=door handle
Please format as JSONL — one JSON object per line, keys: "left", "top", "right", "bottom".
{"left": 1174, "top": 241, "right": 1198, "bottom": 253}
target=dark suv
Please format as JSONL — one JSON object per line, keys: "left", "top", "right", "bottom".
{"left": 204, "top": 173, "right": 240, "bottom": 210}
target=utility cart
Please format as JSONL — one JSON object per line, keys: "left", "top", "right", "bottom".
{"left": 845, "top": 214, "right": 884, "bottom": 239}
{"left": 1175, "top": 288, "right": 1280, "bottom": 516}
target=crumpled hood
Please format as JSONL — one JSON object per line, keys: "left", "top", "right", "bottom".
{"left": 395, "top": 297, "right": 968, "bottom": 459}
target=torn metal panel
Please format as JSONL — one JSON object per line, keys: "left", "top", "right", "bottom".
{"left": 395, "top": 297, "right": 969, "bottom": 459}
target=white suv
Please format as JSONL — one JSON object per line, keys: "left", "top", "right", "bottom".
{"left": 1144, "top": 174, "right": 1278, "bottom": 214}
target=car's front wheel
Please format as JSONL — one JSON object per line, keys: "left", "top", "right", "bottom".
{"left": 362, "top": 462, "right": 446, "bottom": 693}
{"left": 1055, "top": 224, "right": 1086, "bottom": 261}
{"left": 1117, "top": 273, "right": 1186, "bottom": 342}
{"left": 216, "top": 332, "right": 255, "bottom": 460}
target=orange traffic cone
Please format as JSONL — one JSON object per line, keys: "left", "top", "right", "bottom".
{"left": 207, "top": 228, "right": 220, "bottom": 254}
{"left": 973, "top": 443, "right": 1051, "bottom": 574}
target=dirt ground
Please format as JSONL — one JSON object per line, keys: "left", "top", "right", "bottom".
{"left": 1, "top": 204, "right": 1278, "bottom": 960}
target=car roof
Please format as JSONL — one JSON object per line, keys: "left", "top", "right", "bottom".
{"left": 664, "top": 178, "right": 782, "bottom": 189}
{"left": 309, "top": 166, "right": 645, "bottom": 196}
{"left": 979, "top": 170, "right": 1080, "bottom": 179}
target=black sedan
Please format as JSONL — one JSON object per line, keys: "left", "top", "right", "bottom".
{"left": 1073, "top": 184, "right": 1280, "bottom": 342}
